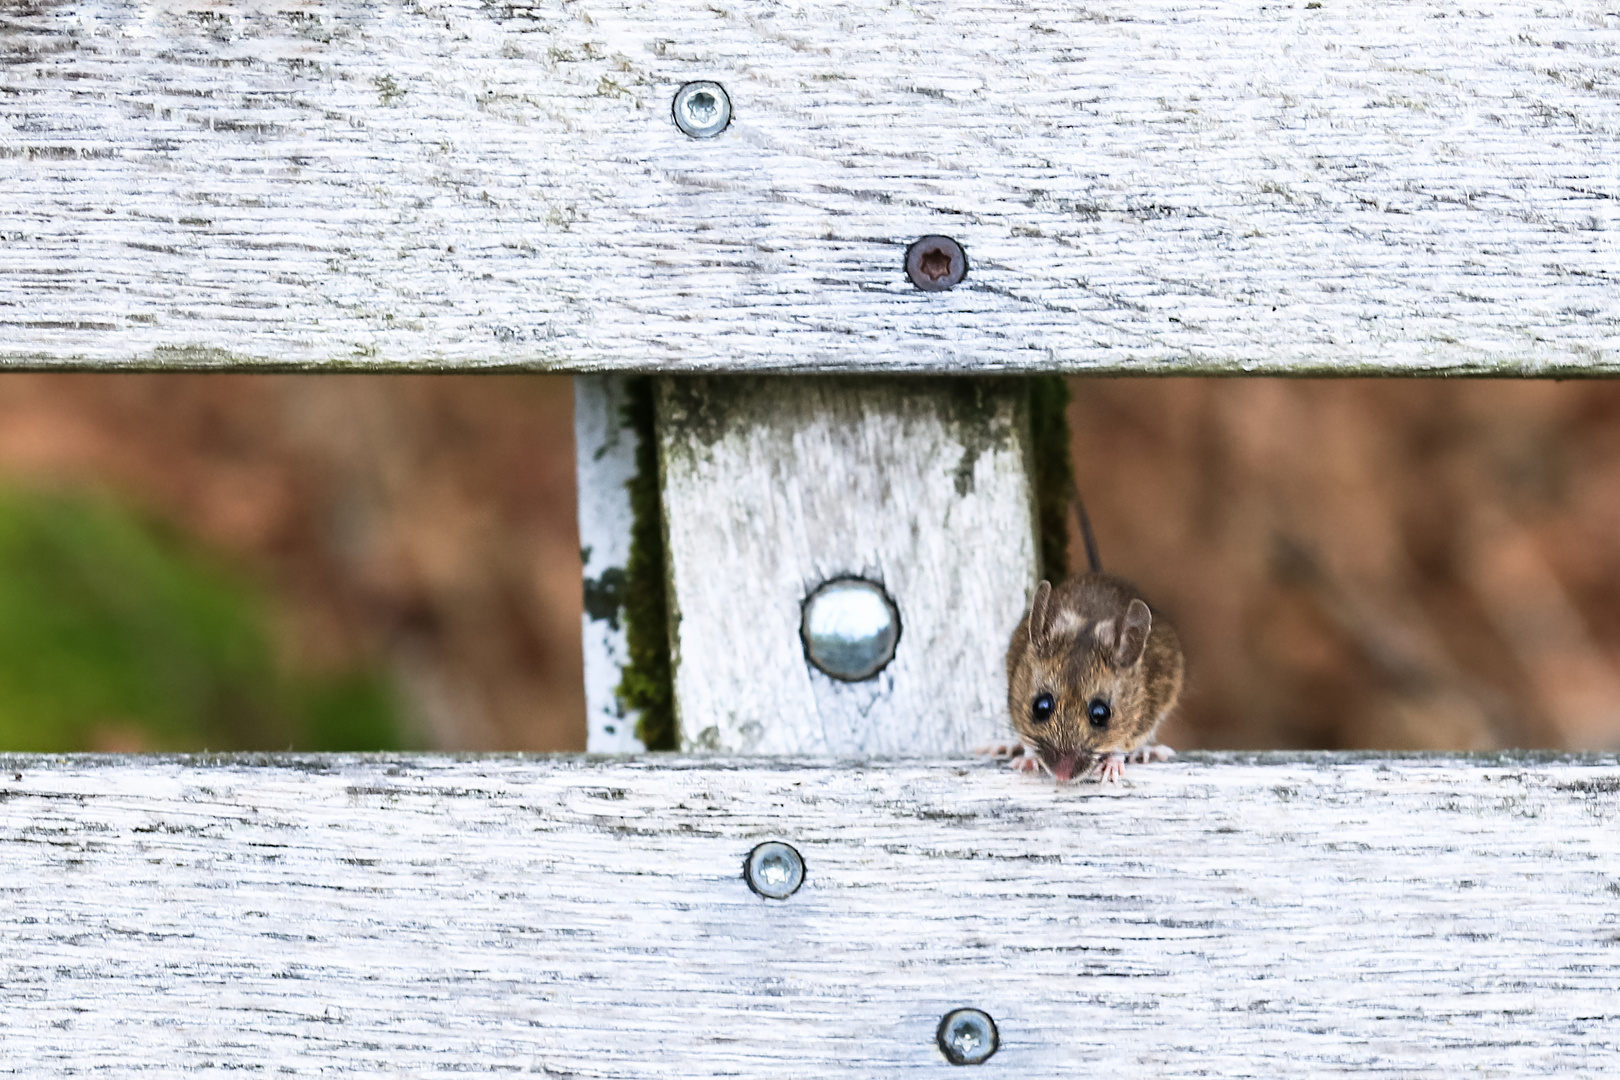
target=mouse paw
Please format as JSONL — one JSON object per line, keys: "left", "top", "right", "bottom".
{"left": 974, "top": 742, "right": 1027, "bottom": 761}
{"left": 1094, "top": 752, "right": 1127, "bottom": 784}
{"left": 1127, "top": 744, "right": 1176, "bottom": 764}
{"left": 1009, "top": 755, "right": 1042, "bottom": 774}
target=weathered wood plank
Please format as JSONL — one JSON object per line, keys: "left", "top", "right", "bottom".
{"left": 656, "top": 377, "right": 1037, "bottom": 753}
{"left": 3, "top": 1, "right": 1618, "bottom": 373}
{"left": 1, "top": 754, "right": 1616, "bottom": 1075}
{"left": 575, "top": 375, "right": 645, "bottom": 752}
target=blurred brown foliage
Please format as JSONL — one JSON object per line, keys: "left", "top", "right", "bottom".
{"left": 1069, "top": 379, "right": 1620, "bottom": 752}
{"left": 0, "top": 374, "right": 585, "bottom": 751}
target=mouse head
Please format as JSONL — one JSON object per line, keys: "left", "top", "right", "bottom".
{"left": 1009, "top": 579, "right": 1154, "bottom": 781}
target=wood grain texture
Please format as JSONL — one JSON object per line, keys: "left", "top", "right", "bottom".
{"left": 3, "top": 1, "right": 1618, "bottom": 374}
{"left": 656, "top": 377, "right": 1036, "bottom": 754}
{"left": 576, "top": 375, "right": 645, "bottom": 752}
{"left": 0, "top": 753, "right": 1616, "bottom": 1075}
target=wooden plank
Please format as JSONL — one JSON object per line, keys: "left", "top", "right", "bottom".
{"left": 1, "top": 753, "right": 1617, "bottom": 1075}
{"left": 656, "top": 376, "right": 1036, "bottom": 754}
{"left": 575, "top": 374, "right": 645, "bottom": 752}
{"left": 2, "top": 1, "right": 1617, "bottom": 374}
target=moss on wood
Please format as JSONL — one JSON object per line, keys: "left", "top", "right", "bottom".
{"left": 615, "top": 377, "right": 676, "bottom": 750}
{"left": 1028, "top": 375, "right": 1075, "bottom": 582}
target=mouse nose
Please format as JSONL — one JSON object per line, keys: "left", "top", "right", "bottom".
{"left": 1044, "top": 749, "right": 1083, "bottom": 781}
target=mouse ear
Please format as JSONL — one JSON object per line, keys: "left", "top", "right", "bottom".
{"left": 1114, "top": 598, "right": 1152, "bottom": 668}
{"left": 1028, "top": 580, "right": 1054, "bottom": 652}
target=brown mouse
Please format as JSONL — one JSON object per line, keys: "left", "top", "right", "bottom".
{"left": 995, "top": 497, "right": 1184, "bottom": 782}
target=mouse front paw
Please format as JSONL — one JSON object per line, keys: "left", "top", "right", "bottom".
{"left": 1126, "top": 743, "right": 1176, "bottom": 764}
{"left": 975, "top": 742, "right": 1028, "bottom": 761}
{"left": 1094, "top": 752, "right": 1127, "bottom": 784}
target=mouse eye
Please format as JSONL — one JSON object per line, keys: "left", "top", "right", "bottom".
{"left": 1031, "top": 692, "right": 1055, "bottom": 723}
{"left": 1087, "top": 698, "right": 1112, "bottom": 729}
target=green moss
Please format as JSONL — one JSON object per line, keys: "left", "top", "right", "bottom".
{"left": 582, "top": 565, "right": 627, "bottom": 630}
{"left": 0, "top": 488, "right": 406, "bottom": 752}
{"left": 297, "top": 671, "right": 405, "bottom": 752}
{"left": 939, "top": 378, "right": 1020, "bottom": 498}
{"left": 616, "top": 378, "right": 676, "bottom": 750}
{"left": 1028, "top": 375, "right": 1076, "bottom": 581}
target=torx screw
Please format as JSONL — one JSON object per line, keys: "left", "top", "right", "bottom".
{"left": 673, "top": 81, "right": 731, "bottom": 138}
{"left": 937, "top": 1008, "right": 999, "bottom": 1065}
{"left": 905, "top": 235, "right": 968, "bottom": 291}
{"left": 744, "top": 841, "right": 804, "bottom": 900}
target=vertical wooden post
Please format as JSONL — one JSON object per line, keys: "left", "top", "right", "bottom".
{"left": 656, "top": 376, "right": 1038, "bottom": 755}
{"left": 573, "top": 375, "right": 645, "bottom": 753}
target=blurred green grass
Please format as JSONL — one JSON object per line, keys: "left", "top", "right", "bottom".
{"left": 0, "top": 488, "right": 406, "bottom": 752}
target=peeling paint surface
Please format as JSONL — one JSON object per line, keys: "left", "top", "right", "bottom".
{"left": 575, "top": 375, "right": 645, "bottom": 753}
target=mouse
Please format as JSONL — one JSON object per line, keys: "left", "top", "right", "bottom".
{"left": 988, "top": 494, "right": 1184, "bottom": 783}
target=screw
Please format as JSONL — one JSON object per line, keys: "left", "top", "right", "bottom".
{"left": 672, "top": 81, "right": 731, "bottom": 138}
{"left": 744, "top": 841, "right": 804, "bottom": 900}
{"left": 801, "top": 577, "right": 901, "bottom": 682}
{"left": 905, "top": 235, "right": 968, "bottom": 291}
{"left": 937, "top": 1009, "right": 999, "bottom": 1066}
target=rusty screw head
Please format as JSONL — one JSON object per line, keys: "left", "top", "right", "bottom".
{"left": 937, "top": 1008, "right": 999, "bottom": 1065}
{"left": 673, "top": 81, "right": 731, "bottom": 138}
{"left": 905, "top": 235, "right": 968, "bottom": 291}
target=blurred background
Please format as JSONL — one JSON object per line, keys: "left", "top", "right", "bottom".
{"left": 0, "top": 373, "right": 1615, "bottom": 753}
{"left": 0, "top": 375, "right": 581, "bottom": 753}
{"left": 1078, "top": 379, "right": 1620, "bottom": 753}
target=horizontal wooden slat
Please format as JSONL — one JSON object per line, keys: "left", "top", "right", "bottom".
{"left": 2, "top": 1, "right": 1618, "bottom": 373}
{"left": 2, "top": 753, "right": 1617, "bottom": 1074}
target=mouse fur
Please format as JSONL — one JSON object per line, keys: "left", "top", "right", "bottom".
{"left": 1004, "top": 572, "right": 1184, "bottom": 781}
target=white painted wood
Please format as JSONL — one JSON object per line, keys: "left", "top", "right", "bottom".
{"left": 3, "top": 0, "right": 1618, "bottom": 374}
{"left": 1, "top": 754, "right": 1616, "bottom": 1075}
{"left": 657, "top": 377, "right": 1036, "bottom": 754}
{"left": 575, "top": 375, "right": 645, "bottom": 753}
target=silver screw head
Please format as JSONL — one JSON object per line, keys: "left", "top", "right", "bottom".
{"left": 801, "top": 577, "right": 901, "bottom": 682}
{"left": 937, "top": 1008, "right": 999, "bottom": 1066}
{"left": 673, "top": 81, "right": 731, "bottom": 138}
{"left": 744, "top": 841, "right": 804, "bottom": 900}
{"left": 905, "top": 234, "right": 968, "bottom": 291}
